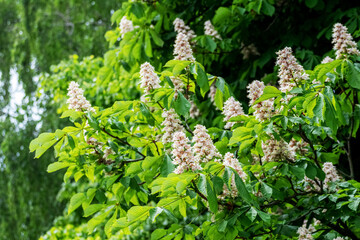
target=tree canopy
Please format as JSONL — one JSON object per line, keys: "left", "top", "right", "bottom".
{"left": 2, "top": 0, "right": 360, "bottom": 239}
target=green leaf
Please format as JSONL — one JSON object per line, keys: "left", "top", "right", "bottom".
{"left": 151, "top": 229, "right": 167, "bottom": 240}
{"left": 196, "top": 64, "right": 210, "bottom": 94}
{"left": 173, "top": 61, "right": 191, "bottom": 76}
{"left": 246, "top": 207, "right": 257, "bottom": 222}
{"left": 261, "top": 0, "right": 275, "bottom": 16}
{"left": 145, "top": 32, "right": 153, "bottom": 57}
{"left": 127, "top": 206, "right": 154, "bottom": 222}
{"left": 206, "top": 178, "right": 218, "bottom": 213}
{"left": 253, "top": 86, "right": 281, "bottom": 104}
{"left": 233, "top": 169, "right": 254, "bottom": 205}
{"left": 174, "top": 91, "right": 191, "bottom": 116}
{"left": 214, "top": 89, "right": 224, "bottom": 110}
{"left": 84, "top": 204, "right": 105, "bottom": 217}
{"left": 289, "top": 166, "right": 305, "bottom": 180}
{"left": 67, "top": 134, "right": 75, "bottom": 149}
{"left": 256, "top": 210, "right": 271, "bottom": 224}
{"left": 305, "top": 163, "right": 317, "bottom": 180}
{"left": 68, "top": 193, "right": 86, "bottom": 215}
{"left": 305, "top": 0, "right": 318, "bottom": 8}
{"left": 87, "top": 209, "right": 112, "bottom": 233}
{"left": 218, "top": 220, "right": 228, "bottom": 232}
{"left": 348, "top": 198, "right": 360, "bottom": 211}
{"left": 213, "top": 7, "right": 231, "bottom": 25}
{"left": 149, "top": 29, "right": 164, "bottom": 47}
{"left": 149, "top": 207, "right": 163, "bottom": 222}
{"left": 313, "top": 93, "right": 325, "bottom": 121}
{"left": 179, "top": 199, "right": 187, "bottom": 218}
{"left": 345, "top": 60, "right": 360, "bottom": 89}
{"left": 60, "top": 109, "right": 82, "bottom": 120}
{"left": 260, "top": 182, "right": 273, "bottom": 199}
{"left": 47, "top": 162, "right": 70, "bottom": 173}
{"left": 202, "top": 36, "right": 217, "bottom": 52}
{"left": 161, "top": 154, "right": 175, "bottom": 177}
{"left": 86, "top": 113, "right": 101, "bottom": 131}
{"left": 130, "top": 2, "right": 144, "bottom": 18}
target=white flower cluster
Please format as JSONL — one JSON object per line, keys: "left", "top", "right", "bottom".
{"left": 192, "top": 125, "right": 222, "bottom": 163}
{"left": 333, "top": 237, "right": 345, "bottom": 240}
{"left": 222, "top": 97, "right": 245, "bottom": 129}
{"left": 161, "top": 109, "right": 185, "bottom": 145}
{"left": 247, "top": 80, "right": 275, "bottom": 121}
{"left": 241, "top": 43, "right": 260, "bottom": 60}
{"left": 171, "top": 131, "right": 201, "bottom": 174}
{"left": 332, "top": 23, "right": 360, "bottom": 59}
{"left": 174, "top": 32, "right": 195, "bottom": 61}
{"left": 288, "top": 138, "right": 308, "bottom": 156}
{"left": 304, "top": 162, "right": 342, "bottom": 192}
{"left": 173, "top": 18, "right": 196, "bottom": 41}
{"left": 297, "top": 219, "right": 320, "bottom": 240}
{"left": 140, "top": 62, "right": 161, "bottom": 97}
{"left": 119, "top": 16, "right": 134, "bottom": 38}
{"left": 276, "top": 47, "right": 309, "bottom": 93}
{"left": 67, "top": 81, "right": 94, "bottom": 112}
{"left": 204, "top": 20, "right": 221, "bottom": 40}
{"left": 189, "top": 101, "right": 201, "bottom": 118}
{"left": 321, "top": 56, "right": 334, "bottom": 64}
{"left": 261, "top": 137, "right": 294, "bottom": 163}
{"left": 170, "top": 76, "right": 184, "bottom": 99}
{"left": 220, "top": 152, "right": 247, "bottom": 198}
{"left": 323, "top": 162, "right": 342, "bottom": 187}
{"left": 208, "top": 83, "right": 216, "bottom": 105}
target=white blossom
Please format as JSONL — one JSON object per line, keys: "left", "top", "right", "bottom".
{"left": 276, "top": 47, "right": 309, "bottom": 93}
{"left": 170, "top": 76, "right": 184, "bottom": 99}
{"left": 161, "top": 109, "right": 185, "bottom": 145}
{"left": 119, "top": 16, "right": 134, "bottom": 38}
{"left": 222, "top": 97, "right": 245, "bottom": 129}
{"left": 174, "top": 32, "right": 195, "bottom": 61}
{"left": 192, "top": 125, "right": 222, "bottom": 163}
{"left": 261, "top": 137, "right": 293, "bottom": 163}
{"left": 66, "top": 81, "right": 94, "bottom": 112}
{"left": 204, "top": 20, "right": 221, "bottom": 40}
{"left": 247, "top": 80, "right": 275, "bottom": 121}
{"left": 173, "top": 18, "right": 196, "bottom": 41}
{"left": 140, "top": 62, "right": 161, "bottom": 97}
{"left": 321, "top": 56, "right": 334, "bottom": 64}
{"left": 297, "top": 219, "right": 320, "bottom": 240}
{"left": 304, "top": 162, "right": 342, "bottom": 192}
{"left": 171, "top": 131, "right": 201, "bottom": 174}
{"left": 332, "top": 23, "right": 360, "bottom": 59}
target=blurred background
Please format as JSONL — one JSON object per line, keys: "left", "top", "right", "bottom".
{"left": 0, "top": 0, "right": 359, "bottom": 239}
